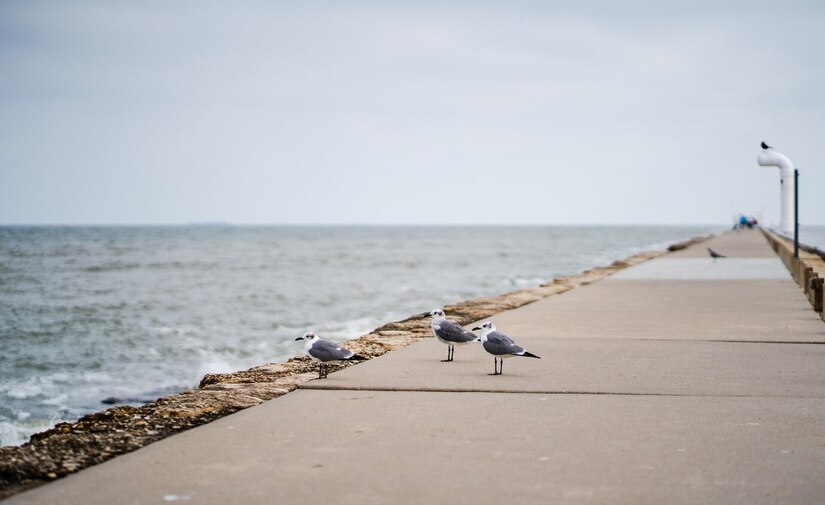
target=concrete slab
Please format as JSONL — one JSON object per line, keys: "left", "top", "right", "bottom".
{"left": 608, "top": 258, "right": 790, "bottom": 280}
{"left": 669, "top": 230, "right": 776, "bottom": 257}
{"left": 302, "top": 337, "right": 825, "bottom": 397}
{"left": 488, "top": 280, "right": 825, "bottom": 342}
{"left": 8, "top": 390, "right": 825, "bottom": 505}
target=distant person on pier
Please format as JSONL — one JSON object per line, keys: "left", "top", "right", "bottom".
{"left": 734, "top": 214, "right": 757, "bottom": 230}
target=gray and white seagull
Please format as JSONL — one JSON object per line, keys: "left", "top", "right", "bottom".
{"left": 295, "top": 331, "right": 366, "bottom": 378}
{"left": 427, "top": 309, "right": 480, "bottom": 362}
{"left": 472, "top": 321, "right": 540, "bottom": 375}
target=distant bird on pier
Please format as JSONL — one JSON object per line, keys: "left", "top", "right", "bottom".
{"left": 707, "top": 247, "right": 726, "bottom": 259}
{"left": 295, "top": 331, "right": 366, "bottom": 378}
{"left": 472, "top": 321, "right": 540, "bottom": 375}
{"left": 761, "top": 141, "right": 772, "bottom": 150}
{"left": 427, "top": 309, "right": 480, "bottom": 362}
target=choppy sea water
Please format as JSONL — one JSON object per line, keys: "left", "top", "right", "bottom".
{"left": 796, "top": 226, "right": 825, "bottom": 253}
{"left": 0, "top": 223, "right": 761, "bottom": 446}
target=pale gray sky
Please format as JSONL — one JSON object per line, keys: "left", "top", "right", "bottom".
{"left": 1, "top": 1, "right": 823, "bottom": 225}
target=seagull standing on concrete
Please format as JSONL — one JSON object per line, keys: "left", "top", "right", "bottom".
{"left": 427, "top": 309, "right": 480, "bottom": 362}
{"left": 707, "top": 247, "right": 726, "bottom": 259}
{"left": 472, "top": 321, "right": 540, "bottom": 375}
{"left": 295, "top": 331, "right": 366, "bottom": 378}
{"left": 761, "top": 141, "right": 772, "bottom": 150}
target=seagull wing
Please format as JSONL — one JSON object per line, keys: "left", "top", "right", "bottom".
{"left": 434, "top": 320, "right": 478, "bottom": 343}
{"left": 308, "top": 340, "right": 355, "bottom": 362}
{"left": 482, "top": 331, "right": 525, "bottom": 356}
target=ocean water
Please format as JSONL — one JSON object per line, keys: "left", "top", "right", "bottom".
{"left": 0, "top": 224, "right": 738, "bottom": 446}
{"left": 797, "top": 226, "right": 825, "bottom": 252}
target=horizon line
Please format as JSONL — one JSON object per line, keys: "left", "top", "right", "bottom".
{"left": 0, "top": 222, "right": 737, "bottom": 228}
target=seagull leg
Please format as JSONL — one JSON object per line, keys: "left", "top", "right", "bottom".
{"left": 499, "top": 358, "right": 503, "bottom": 375}
{"left": 441, "top": 345, "right": 454, "bottom": 362}
{"left": 490, "top": 357, "right": 497, "bottom": 375}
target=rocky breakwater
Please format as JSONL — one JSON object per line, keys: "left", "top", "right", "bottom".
{"left": 0, "top": 234, "right": 710, "bottom": 500}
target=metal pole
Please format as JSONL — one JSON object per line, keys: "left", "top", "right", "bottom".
{"left": 794, "top": 168, "right": 799, "bottom": 258}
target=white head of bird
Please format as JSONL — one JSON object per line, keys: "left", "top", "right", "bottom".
{"left": 472, "top": 321, "right": 496, "bottom": 341}
{"left": 428, "top": 309, "right": 446, "bottom": 321}
{"left": 295, "top": 331, "right": 319, "bottom": 348}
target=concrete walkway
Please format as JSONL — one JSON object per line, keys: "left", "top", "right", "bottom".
{"left": 7, "top": 230, "right": 825, "bottom": 505}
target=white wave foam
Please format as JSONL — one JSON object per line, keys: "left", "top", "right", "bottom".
{"left": 0, "top": 416, "right": 62, "bottom": 447}
{"left": 42, "top": 393, "right": 68, "bottom": 406}
{"left": 317, "top": 316, "right": 383, "bottom": 339}
{"left": 196, "top": 359, "right": 238, "bottom": 378}
{"left": 507, "top": 276, "right": 547, "bottom": 288}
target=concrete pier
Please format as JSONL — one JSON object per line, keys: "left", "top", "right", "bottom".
{"left": 6, "top": 230, "right": 825, "bottom": 504}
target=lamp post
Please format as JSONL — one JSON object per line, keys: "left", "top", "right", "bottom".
{"left": 794, "top": 168, "right": 799, "bottom": 258}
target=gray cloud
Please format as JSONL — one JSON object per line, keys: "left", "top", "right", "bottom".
{"left": 1, "top": 1, "right": 823, "bottom": 224}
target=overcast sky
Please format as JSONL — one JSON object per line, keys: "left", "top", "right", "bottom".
{"left": 1, "top": 1, "right": 823, "bottom": 225}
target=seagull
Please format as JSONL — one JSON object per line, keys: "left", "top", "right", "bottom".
{"left": 295, "top": 331, "right": 366, "bottom": 378}
{"left": 427, "top": 309, "right": 480, "bottom": 362}
{"left": 472, "top": 321, "right": 540, "bottom": 375}
{"left": 707, "top": 247, "right": 726, "bottom": 259}
{"left": 761, "top": 141, "right": 772, "bottom": 150}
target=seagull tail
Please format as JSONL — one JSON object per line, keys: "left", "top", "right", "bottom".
{"left": 348, "top": 354, "right": 368, "bottom": 361}
{"left": 521, "top": 351, "right": 541, "bottom": 359}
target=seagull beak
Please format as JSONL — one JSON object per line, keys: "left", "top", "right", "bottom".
{"left": 472, "top": 326, "right": 482, "bottom": 331}
{"left": 295, "top": 336, "right": 304, "bottom": 341}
